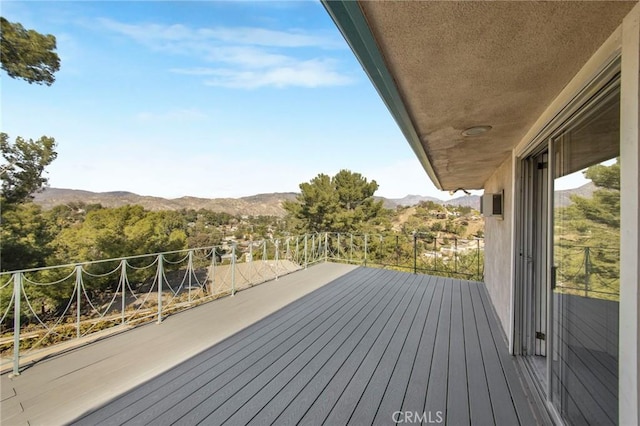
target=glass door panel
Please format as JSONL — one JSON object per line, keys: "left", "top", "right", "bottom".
{"left": 551, "top": 88, "right": 620, "bottom": 425}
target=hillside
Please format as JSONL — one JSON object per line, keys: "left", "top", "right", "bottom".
{"left": 32, "top": 188, "right": 298, "bottom": 217}
{"left": 554, "top": 182, "right": 596, "bottom": 208}
{"left": 32, "top": 188, "right": 481, "bottom": 217}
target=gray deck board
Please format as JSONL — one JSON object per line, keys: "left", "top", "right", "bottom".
{"left": 476, "top": 281, "right": 539, "bottom": 426}
{"left": 399, "top": 276, "right": 444, "bottom": 416}
{"left": 3, "top": 262, "right": 358, "bottom": 426}
{"left": 69, "top": 267, "right": 539, "bottom": 426}
{"left": 346, "top": 273, "right": 425, "bottom": 425}
{"left": 424, "top": 275, "right": 452, "bottom": 418}
{"left": 461, "top": 279, "right": 494, "bottom": 425}
{"left": 314, "top": 271, "right": 419, "bottom": 426}
{"left": 469, "top": 282, "right": 521, "bottom": 426}
{"left": 122, "top": 268, "right": 380, "bottom": 425}
{"left": 241, "top": 270, "right": 407, "bottom": 426}
{"left": 447, "top": 279, "right": 470, "bottom": 425}
{"left": 272, "top": 270, "right": 412, "bottom": 426}
{"left": 190, "top": 268, "right": 394, "bottom": 426}
{"left": 87, "top": 267, "right": 372, "bottom": 425}
{"left": 371, "top": 274, "right": 437, "bottom": 426}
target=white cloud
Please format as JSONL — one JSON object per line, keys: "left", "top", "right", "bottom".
{"left": 99, "top": 18, "right": 340, "bottom": 49}
{"left": 97, "top": 17, "right": 353, "bottom": 89}
{"left": 134, "top": 108, "right": 208, "bottom": 122}
{"left": 181, "top": 59, "right": 351, "bottom": 89}
{"left": 197, "top": 27, "right": 342, "bottom": 49}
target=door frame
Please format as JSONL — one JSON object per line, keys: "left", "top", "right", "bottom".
{"left": 513, "top": 58, "right": 622, "bottom": 419}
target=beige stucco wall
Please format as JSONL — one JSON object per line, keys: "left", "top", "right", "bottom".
{"left": 482, "top": 155, "right": 514, "bottom": 337}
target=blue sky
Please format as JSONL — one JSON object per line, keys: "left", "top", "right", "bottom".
{"left": 2, "top": 0, "right": 455, "bottom": 200}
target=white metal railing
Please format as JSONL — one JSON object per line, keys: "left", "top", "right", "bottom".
{"left": 0, "top": 232, "right": 483, "bottom": 375}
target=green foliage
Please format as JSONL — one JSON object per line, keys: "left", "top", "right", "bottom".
{"left": 1, "top": 133, "right": 57, "bottom": 204}
{"left": 49, "top": 206, "right": 187, "bottom": 263}
{"left": 0, "top": 203, "right": 52, "bottom": 271}
{"left": 284, "top": 170, "right": 384, "bottom": 233}
{"left": 554, "top": 160, "right": 620, "bottom": 300}
{"left": 0, "top": 17, "right": 60, "bottom": 85}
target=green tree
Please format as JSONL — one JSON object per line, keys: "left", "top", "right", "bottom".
{"left": 0, "top": 203, "right": 52, "bottom": 271}
{"left": 49, "top": 206, "right": 190, "bottom": 263}
{"left": 0, "top": 19, "right": 61, "bottom": 271}
{"left": 570, "top": 161, "right": 620, "bottom": 228}
{"left": 1, "top": 133, "right": 58, "bottom": 271}
{"left": 1, "top": 133, "right": 57, "bottom": 204}
{"left": 284, "top": 170, "right": 384, "bottom": 233}
{"left": 555, "top": 159, "right": 620, "bottom": 299}
{"left": 0, "top": 17, "right": 61, "bottom": 85}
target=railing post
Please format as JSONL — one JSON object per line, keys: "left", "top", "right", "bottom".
{"left": 12, "top": 272, "right": 22, "bottom": 377}
{"left": 275, "top": 240, "right": 279, "bottom": 280}
{"left": 350, "top": 234, "right": 353, "bottom": 263}
{"left": 396, "top": 235, "right": 400, "bottom": 267}
{"left": 324, "top": 232, "right": 328, "bottom": 263}
{"left": 157, "top": 254, "right": 163, "bottom": 324}
{"left": 210, "top": 247, "right": 217, "bottom": 295}
{"left": 454, "top": 237, "right": 458, "bottom": 274}
{"left": 312, "top": 234, "right": 316, "bottom": 261}
{"left": 584, "top": 246, "right": 591, "bottom": 297}
{"left": 413, "top": 232, "right": 418, "bottom": 274}
{"left": 188, "top": 250, "right": 194, "bottom": 303}
{"left": 286, "top": 238, "right": 290, "bottom": 261}
{"left": 477, "top": 238, "right": 481, "bottom": 280}
{"left": 75, "top": 265, "right": 82, "bottom": 339}
{"left": 231, "top": 243, "right": 236, "bottom": 296}
{"left": 263, "top": 239, "right": 267, "bottom": 263}
{"left": 337, "top": 233, "right": 341, "bottom": 261}
{"left": 364, "top": 234, "right": 368, "bottom": 267}
{"left": 120, "top": 260, "right": 127, "bottom": 325}
{"left": 304, "top": 234, "right": 308, "bottom": 269}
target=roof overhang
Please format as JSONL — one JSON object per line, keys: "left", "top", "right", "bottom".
{"left": 322, "top": 0, "right": 637, "bottom": 191}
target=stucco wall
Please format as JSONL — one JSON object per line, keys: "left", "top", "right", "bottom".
{"left": 483, "top": 155, "right": 513, "bottom": 337}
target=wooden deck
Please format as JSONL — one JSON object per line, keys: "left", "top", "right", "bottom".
{"left": 71, "top": 267, "right": 541, "bottom": 425}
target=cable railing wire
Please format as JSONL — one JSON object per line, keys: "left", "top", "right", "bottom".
{"left": 1, "top": 232, "right": 484, "bottom": 376}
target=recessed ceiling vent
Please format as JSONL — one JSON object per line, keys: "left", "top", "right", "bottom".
{"left": 461, "top": 125, "right": 492, "bottom": 137}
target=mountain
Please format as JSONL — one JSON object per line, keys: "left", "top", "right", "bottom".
{"left": 388, "top": 194, "right": 441, "bottom": 207}
{"left": 442, "top": 195, "right": 481, "bottom": 209}
{"left": 554, "top": 182, "right": 597, "bottom": 208}
{"left": 32, "top": 188, "right": 481, "bottom": 217}
{"left": 384, "top": 194, "right": 481, "bottom": 210}
{"left": 32, "top": 188, "right": 297, "bottom": 217}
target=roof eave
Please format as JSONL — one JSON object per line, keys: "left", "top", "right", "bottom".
{"left": 321, "top": 0, "right": 443, "bottom": 191}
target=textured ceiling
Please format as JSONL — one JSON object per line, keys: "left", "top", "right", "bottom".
{"left": 358, "top": 1, "right": 637, "bottom": 190}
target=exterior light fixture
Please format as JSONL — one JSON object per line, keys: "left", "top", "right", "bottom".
{"left": 461, "top": 125, "right": 492, "bottom": 137}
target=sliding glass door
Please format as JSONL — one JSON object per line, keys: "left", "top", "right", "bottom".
{"left": 551, "top": 83, "right": 620, "bottom": 425}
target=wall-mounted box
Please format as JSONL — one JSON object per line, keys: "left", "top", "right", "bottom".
{"left": 481, "top": 191, "right": 503, "bottom": 218}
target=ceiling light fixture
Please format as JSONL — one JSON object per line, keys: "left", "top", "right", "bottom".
{"left": 461, "top": 125, "right": 492, "bottom": 137}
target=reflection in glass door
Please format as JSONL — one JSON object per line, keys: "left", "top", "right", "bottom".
{"left": 551, "top": 85, "right": 620, "bottom": 425}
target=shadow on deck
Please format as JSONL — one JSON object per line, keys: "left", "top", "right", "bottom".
{"left": 3, "top": 265, "right": 543, "bottom": 425}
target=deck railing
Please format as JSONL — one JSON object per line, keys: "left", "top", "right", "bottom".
{"left": 0, "top": 232, "right": 483, "bottom": 375}
{"left": 554, "top": 243, "right": 620, "bottom": 300}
